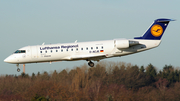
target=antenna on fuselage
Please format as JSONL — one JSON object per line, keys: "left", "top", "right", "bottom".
{"left": 42, "top": 42, "right": 45, "bottom": 45}
{"left": 75, "top": 40, "right": 77, "bottom": 43}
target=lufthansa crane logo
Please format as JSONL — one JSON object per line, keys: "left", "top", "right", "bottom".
{"left": 151, "top": 24, "right": 163, "bottom": 37}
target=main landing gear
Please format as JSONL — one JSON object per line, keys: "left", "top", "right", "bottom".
{"left": 88, "top": 61, "right": 94, "bottom": 67}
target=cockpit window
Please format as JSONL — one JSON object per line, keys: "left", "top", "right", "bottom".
{"left": 14, "top": 50, "right": 26, "bottom": 53}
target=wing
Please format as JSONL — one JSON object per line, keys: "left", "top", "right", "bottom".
{"left": 63, "top": 54, "right": 106, "bottom": 61}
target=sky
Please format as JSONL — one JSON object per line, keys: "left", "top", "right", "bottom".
{"left": 0, "top": 0, "right": 179, "bottom": 75}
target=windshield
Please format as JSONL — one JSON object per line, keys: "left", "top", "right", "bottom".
{"left": 14, "top": 50, "right": 26, "bottom": 54}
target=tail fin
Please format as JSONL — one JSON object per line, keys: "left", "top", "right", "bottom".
{"left": 134, "top": 18, "right": 175, "bottom": 40}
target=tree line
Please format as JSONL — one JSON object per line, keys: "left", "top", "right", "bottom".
{"left": 0, "top": 61, "right": 180, "bottom": 101}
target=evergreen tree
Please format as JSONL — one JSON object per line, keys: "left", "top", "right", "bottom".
{"left": 140, "top": 66, "right": 145, "bottom": 72}
{"left": 174, "top": 70, "right": 179, "bottom": 82}
{"left": 146, "top": 64, "right": 157, "bottom": 82}
{"left": 37, "top": 72, "right": 41, "bottom": 77}
{"left": 162, "top": 65, "right": 175, "bottom": 83}
{"left": 31, "top": 72, "right": 36, "bottom": 80}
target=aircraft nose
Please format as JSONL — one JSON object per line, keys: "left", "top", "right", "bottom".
{"left": 4, "top": 55, "right": 15, "bottom": 63}
{"left": 4, "top": 57, "right": 10, "bottom": 63}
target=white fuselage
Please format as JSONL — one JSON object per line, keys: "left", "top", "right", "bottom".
{"left": 4, "top": 39, "right": 161, "bottom": 64}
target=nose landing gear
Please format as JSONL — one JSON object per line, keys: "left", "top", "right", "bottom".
{"left": 16, "top": 64, "right": 20, "bottom": 72}
{"left": 16, "top": 64, "right": 25, "bottom": 72}
{"left": 17, "top": 68, "right": 20, "bottom": 72}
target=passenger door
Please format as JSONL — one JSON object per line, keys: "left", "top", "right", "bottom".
{"left": 31, "top": 46, "right": 38, "bottom": 59}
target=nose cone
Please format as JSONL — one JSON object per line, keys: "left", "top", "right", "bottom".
{"left": 4, "top": 57, "right": 11, "bottom": 63}
{"left": 4, "top": 55, "right": 15, "bottom": 63}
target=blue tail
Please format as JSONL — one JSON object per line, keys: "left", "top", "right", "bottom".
{"left": 134, "top": 18, "right": 175, "bottom": 40}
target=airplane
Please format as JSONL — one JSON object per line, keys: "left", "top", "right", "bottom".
{"left": 4, "top": 18, "right": 175, "bottom": 72}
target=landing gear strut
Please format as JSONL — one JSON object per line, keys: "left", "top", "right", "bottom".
{"left": 16, "top": 64, "right": 25, "bottom": 72}
{"left": 16, "top": 64, "right": 20, "bottom": 72}
{"left": 88, "top": 61, "right": 94, "bottom": 67}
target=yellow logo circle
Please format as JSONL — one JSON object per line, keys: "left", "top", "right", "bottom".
{"left": 151, "top": 24, "right": 163, "bottom": 37}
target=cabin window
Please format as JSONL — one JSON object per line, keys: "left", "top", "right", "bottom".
{"left": 56, "top": 50, "right": 58, "bottom": 52}
{"left": 76, "top": 48, "right": 78, "bottom": 51}
{"left": 40, "top": 51, "right": 42, "bottom": 53}
{"left": 45, "top": 51, "right": 47, "bottom": 53}
{"left": 61, "top": 49, "right": 63, "bottom": 52}
{"left": 71, "top": 49, "right": 73, "bottom": 51}
{"left": 51, "top": 50, "right": 53, "bottom": 53}
{"left": 96, "top": 47, "right": 98, "bottom": 49}
{"left": 91, "top": 47, "right": 93, "bottom": 50}
{"left": 86, "top": 47, "right": 88, "bottom": 50}
{"left": 81, "top": 48, "right": 83, "bottom": 50}
{"left": 101, "top": 46, "right": 103, "bottom": 49}
{"left": 66, "top": 49, "right": 68, "bottom": 51}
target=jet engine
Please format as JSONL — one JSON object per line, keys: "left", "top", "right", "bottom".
{"left": 115, "top": 39, "right": 139, "bottom": 49}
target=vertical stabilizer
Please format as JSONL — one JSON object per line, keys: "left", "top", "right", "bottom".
{"left": 134, "top": 18, "right": 175, "bottom": 40}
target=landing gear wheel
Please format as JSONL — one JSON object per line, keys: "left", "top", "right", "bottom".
{"left": 88, "top": 62, "right": 94, "bottom": 67}
{"left": 17, "top": 68, "right": 20, "bottom": 72}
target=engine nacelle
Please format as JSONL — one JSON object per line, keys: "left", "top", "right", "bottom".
{"left": 115, "top": 39, "right": 139, "bottom": 49}
{"left": 115, "top": 39, "right": 129, "bottom": 49}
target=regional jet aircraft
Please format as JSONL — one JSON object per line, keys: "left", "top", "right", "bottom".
{"left": 4, "top": 18, "right": 174, "bottom": 72}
